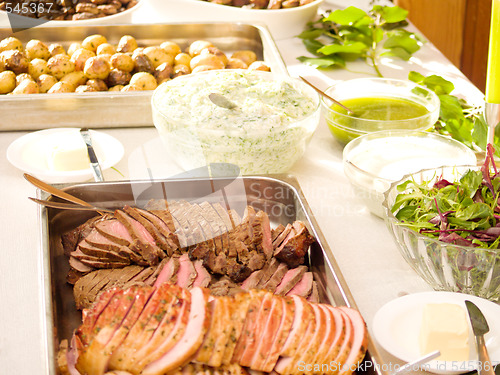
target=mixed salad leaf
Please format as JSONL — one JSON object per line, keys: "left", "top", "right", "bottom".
{"left": 297, "top": 5, "right": 423, "bottom": 77}
{"left": 392, "top": 144, "right": 500, "bottom": 250}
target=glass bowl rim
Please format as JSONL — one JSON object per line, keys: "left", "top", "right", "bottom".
{"left": 320, "top": 77, "right": 440, "bottom": 123}
{"left": 381, "top": 163, "right": 500, "bottom": 254}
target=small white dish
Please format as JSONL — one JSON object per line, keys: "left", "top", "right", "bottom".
{"left": 372, "top": 291, "right": 500, "bottom": 374}
{"left": 7, "top": 128, "right": 124, "bottom": 183}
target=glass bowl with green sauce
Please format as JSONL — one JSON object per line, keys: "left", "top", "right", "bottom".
{"left": 321, "top": 78, "right": 440, "bottom": 145}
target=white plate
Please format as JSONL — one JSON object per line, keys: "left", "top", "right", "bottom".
{"left": 373, "top": 291, "right": 500, "bottom": 374}
{"left": 7, "top": 128, "right": 124, "bottom": 183}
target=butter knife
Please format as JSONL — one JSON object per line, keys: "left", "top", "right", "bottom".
{"left": 465, "top": 300, "right": 496, "bottom": 375}
{"left": 80, "top": 128, "right": 104, "bottom": 182}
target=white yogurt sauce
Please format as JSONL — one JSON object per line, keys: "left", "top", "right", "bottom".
{"left": 152, "top": 71, "right": 319, "bottom": 174}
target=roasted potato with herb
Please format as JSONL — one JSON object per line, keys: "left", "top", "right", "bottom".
{"left": 47, "top": 54, "right": 75, "bottom": 79}
{"left": 143, "top": 46, "right": 173, "bottom": 69}
{"left": 130, "top": 72, "right": 157, "bottom": 90}
{"left": 97, "top": 43, "right": 116, "bottom": 56}
{"left": 12, "top": 79, "right": 39, "bottom": 94}
{"left": 37, "top": 74, "right": 58, "bottom": 93}
{"left": 67, "top": 42, "right": 83, "bottom": 57}
{"left": 1, "top": 50, "right": 29, "bottom": 74}
{"left": 60, "top": 71, "right": 87, "bottom": 90}
{"left": 87, "top": 79, "right": 108, "bottom": 91}
{"left": 48, "top": 43, "right": 66, "bottom": 57}
{"left": 174, "top": 52, "right": 191, "bottom": 67}
{"left": 28, "top": 58, "right": 48, "bottom": 79}
{"left": 71, "top": 48, "right": 96, "bottom": 71}
{"left": 188, "top": 40, "right": 214, "bottom": 57}
{"left": 190, "top": 54, "right": 225, "bottom": 70}
{"left": 226, "top": 57, "right": 248, "bottom": 69}
{"left": 0, "top": 70, "right": 16, "bottom": 94}
{"left": 82, "top": 34, "right": 108, "bottom": 52}
{"left": 15, "top": 73, "right": 34, "bottom": 86}
{"left": 117, "top": 35, "right": 138, "bottom": 53}
{"left": 110, "top": 53, "right": 134, "bottom": 72}
{"left": 160, "top": 41, "right": 181, "bottom": 56}
{"left": 84, "top": 56, "right": 111, "bottom": 80}
{"left": 48, "top": 81, "right": 74, "bottom": 93}
{"left": 231, "top": 50, "right": 257, "bottom": 66}
{"left": 0, "top": 37, "right": 23, "bottom": 53}
{"left": 107, "top": 68, "right": 131, "bottom": 86}
{"left": 25, "top": 40, "right": 51, "bottom": 61}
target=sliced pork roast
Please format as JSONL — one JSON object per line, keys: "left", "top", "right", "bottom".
{"left": 70, "top": 284, "right": 368, "bottom": 375}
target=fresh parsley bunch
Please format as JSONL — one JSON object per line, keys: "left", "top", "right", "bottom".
{"left": 297, "top": 5, "right": 423, "bottom": 77}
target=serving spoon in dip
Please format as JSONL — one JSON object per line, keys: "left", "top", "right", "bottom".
{"left": 209, "top": 93, "right": 238, "bottom": 110}
{"left": 299, "top": 76, "right": 356, "bottom": 116}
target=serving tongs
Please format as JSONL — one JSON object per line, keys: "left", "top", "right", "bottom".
{"left": 24, "top": 173, "right": 113, "bottom": 214}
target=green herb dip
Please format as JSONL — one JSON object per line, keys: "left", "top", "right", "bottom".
{"left": 326, "top": 96, "right": 431, "bottom": 145}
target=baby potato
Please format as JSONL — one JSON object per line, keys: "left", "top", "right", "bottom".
{"left": 48, "top": 81, "right": 74, "bottom": 93}
{"left": 191, "top": 65, "right": 220, "bottom": 73}
{"left": 174, "top": 52, "right": 191, "bottom": 67}
{"left": 143, "top": 46, "right": 173, "bottom": 69}
{"left": 225, "top": 57, "right": 248, "bottom": 69}
{"left": 60, "top": 71, "right": 87, "bottom": 90}
{"left": 86, "top": 79, "right": 108, "bottom": 91}
{"left": 71, "top": 48, "right": 96, "bottom": 71}
{"left": 200, "top": 47, "right": 228, "bottom": 66}
{"left": 121, "top": 84, "right": 141, "bottom": 92}
{"left": 0, "top": 60, "right": 4, "bottom": 73}
{"left": 108, "top": 85, "right": 124, "bottom": 92}
{"left": 129, "top": 72, "right": 157, "bottom": 90}
{"left": 96, "top": 53, "right": 112, "bottom": 65}
{"left": 188, "top": 40, "right": 214, "bottom": 57}
{"left": 0, "top": 37, "right": 23, "bottom": 52}
{"left": 48, "top": 43, "right": 66, "bottom": 57}
{"left": 84, "top": 56, "right": 111, "bottom": 80}
{"left": 0, "top": 70, "right": 16, "bottom": 94}
{"left": 75, "top": 85, "right": 97, "bottom": 93}
{"left": 231, "top": 50, "right": 257, "bottom": 66}
{"left": 172, "top": 64, "right": 190, "bottom": 78}
{"left": 28, "top": 58, "right": 49, "bottom": 79}
{"left": 67, "top": 42, "right": 83, "bottom": 57}
{"left": 47, "top": 54, "right": 75, "bottom": 79}
{"left": 190, "top": 54, "right": 225, "bottom": 70}
{"left": 160, "top": 41, "right": 182, "bottom": 56}
{"left": 107, "top": 68, "right": 131, "bottom": 86}
{"left": 154, "top": 62, "right": 173, "bottom": 84}
{"left": 82, "top": 34, "right": 108, "bottom": 52}
{"left": 37, "top": 74, "right": 58, "bottom": 93}
{"left": 133, "top": 52, "right": 154, "bottom": 74}
{"left": 248, "top": 61, "right": 271, "bottom": 71}
{"left": 117, "top": 35, "right": 138, "bottom": 53}
{"left": 12, "top": 79, "right": 39, "bottom": 94}
{"left": 110, "top": 53, "right": 134, "bottom": 72}
{"left": 1, "top": 50, "right": 29, "bottom": 74}
{"left": 96, "top": 43, "right": 116, "bottom": 56}
{"left": 25, "top": 39, "right": 51, "bottom": 60}
{"left": 16, "top": 73, "right": 34, "bottom": 86}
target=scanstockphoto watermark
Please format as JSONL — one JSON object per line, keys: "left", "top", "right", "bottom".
{"left": 297, "top": 360, "right": 499, "bottom": 373}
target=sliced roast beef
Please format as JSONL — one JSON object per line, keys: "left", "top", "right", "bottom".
{"left": 153, "top": 256, "right": 180, "bottom": 287}
{"left": 240, "top": 269, "right": 264, "bottom": 290}
{"left": 124, "top": 205, "right": 175, "bottom": 256}
{"left": 73, "top": 266, "right": 145, "bottom": 309}
{"left": 272, "top": 223, "right": 293, "bottom": 249}
{"left": 261, "top": 263, "right": 289, "bottom": 293}
{"left": 255, "top": 258, "right": 279, "bottom": 288}
{"left": 308, "top": 281, "right": 319, "bottom": 303}
{"left": 209, "top": 276, "right": 245, "bottom": 297}
{"left": 176, "top": 253, "right": 198, "bottom": 289}
{"left": 135, "top": 207, "right": 179, "bottom": 254}
{"left": 286, "top": 272, "right": 313, "bottom": 298}
{"left": 271, "top": 224, "right": 285, "bottom": 243}
{"left": 114, "top": 209, "right": 162, "bottom": 265}
{"left": 61, "top": 215, "right": 108, "bottom": 255}
{"left": 69, "top": 256, "right": 94, "bottom": 275}
{"left": 274, "top": 266, "right": 308, "bottom": 296}
{"left": 192, "top": 260, "right": 211, "bottom": 288}
{"left": 95, "top": 219, "right": 133, "bottom": 247}
{"left": 77, "top": 240, "right": 130, "bottom": 263}
{"left": 274, "top": 221, "right": 315, "bottom": 267}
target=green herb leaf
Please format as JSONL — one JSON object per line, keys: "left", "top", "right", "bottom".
{"left": 381, "top": 5, "right": 408, "bottom": 23}
{"left": 297, "top": 55, "right": 345, "bottom": 68}
{"left": 384, "top": 30, "right": 420, "bottom": 54}
{"left": 318, "top": 41, "right": 367, "bottom": 55}
{"left": 326, "top": 6, "right": 367, "bottom": 25}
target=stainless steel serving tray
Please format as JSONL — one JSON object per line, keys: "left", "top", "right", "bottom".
{"left": 0, "top": 22, "right": 288, "bottom": 132}
{"left": 39, "top": 175, "right": 387, "bottom": 375}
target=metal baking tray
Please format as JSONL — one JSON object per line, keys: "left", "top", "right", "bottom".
{"left": 0, "top": 22, "right": 288, "bottom": 132}
{"left": 39, "top": 175, "right": 387, "bottom": 375}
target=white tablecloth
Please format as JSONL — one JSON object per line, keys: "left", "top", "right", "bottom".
{"left": 0, "top": 0, "right": 488, "bottom": 373}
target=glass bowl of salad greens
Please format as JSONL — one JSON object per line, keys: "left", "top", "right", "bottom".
{"left": 321, "top": 78, "right": 440, "bottom": 145}
{"left": 151, "top": 70, "right": 320, "bottom": 175}
{"left": 382, "top": 149, "right": 500, "bottom": 301}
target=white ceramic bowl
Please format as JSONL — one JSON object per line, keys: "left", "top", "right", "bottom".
{"left": 147, "top": 0, "right": 324, "bottom": 40}
{"left": 343, "top": 130, "right": 477, "bottom": 218}
{"left": 0, "top": 0, "right": 142, "bottom": 26}
{"left": 151, "top": 69, "right": 321, "bottom": 174}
